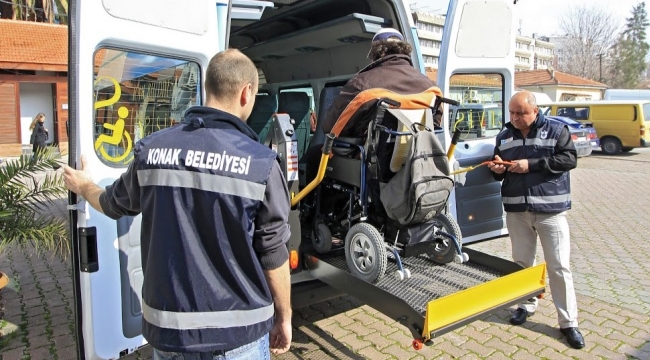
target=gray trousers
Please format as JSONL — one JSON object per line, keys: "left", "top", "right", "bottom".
{"left": 506, "top": 211, "right": 579, "bottom": 328}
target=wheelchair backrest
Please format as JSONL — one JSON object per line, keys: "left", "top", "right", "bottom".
{"left": 330, "top": 86, "right": 443, "bottom": 138}
{"left": 311, "top": 86, "right": 342, "bottom": 147}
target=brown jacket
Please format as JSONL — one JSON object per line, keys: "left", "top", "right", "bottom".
{"left": 321, "top": 54, "right": 438, "bottom": 136}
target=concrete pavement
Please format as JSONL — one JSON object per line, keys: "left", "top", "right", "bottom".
{"left": 1, "top": 149, "right": 650, "bottom": 359}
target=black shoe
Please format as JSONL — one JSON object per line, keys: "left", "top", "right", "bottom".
{"left": 561, "top": 327, "right": 585, "bottom": 349}
{"left": 510, "top": 308, "right": 533, "bottom": 325}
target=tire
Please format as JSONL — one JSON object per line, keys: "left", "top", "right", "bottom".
{"left": 429, "top": 212, "right": 462, "bottom": 265}
{"left": 345, "top": 223, "right": 387, "bottom": 283}
{"left": 312, "top": 221, "right": 333, "bottom": 254}
{"left": 621, "top": 147, "right": 634, "bottom": 153}
{"left": 600, "top": 137, "right": 622, "bottom": 155}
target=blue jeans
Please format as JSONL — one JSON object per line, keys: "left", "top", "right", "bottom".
{"left": 153, "top": 334, "right": 269, "bottom": 360}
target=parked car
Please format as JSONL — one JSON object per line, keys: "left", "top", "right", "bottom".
{"left": 547, "top": 115, "right": 600, "bottom": 152}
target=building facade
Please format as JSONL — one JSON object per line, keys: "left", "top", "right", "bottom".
{"left": 515, "top": 34, "right": 555, "bottom": 72}
{"left": 0, "top": 19, "right": 69, "bottom": 157}
{"left": 412, "top": 12, "right": 445, "bottom": 68}
{"left": 412, "top": 11, "right": 555, "bottom": 72}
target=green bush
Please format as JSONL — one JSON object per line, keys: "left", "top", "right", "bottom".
{"left": 0, "top": 149, "right": 69, "bottom": 258}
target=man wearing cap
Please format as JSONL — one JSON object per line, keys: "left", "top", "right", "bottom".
{"left": 320, "top": 27, "right": 441, "bottom": 135}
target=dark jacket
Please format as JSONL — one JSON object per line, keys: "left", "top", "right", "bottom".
{"left": 493, "top": 113, "right": 577, "bottom": 213}
{"left": 31, "top": 122, "right": 48, "bottom": 147}
{"left": 99, "top": 106, "right": 291, "bottom": 352}
{"left": 321, "top": 54, "right": 437, "bottom": 136}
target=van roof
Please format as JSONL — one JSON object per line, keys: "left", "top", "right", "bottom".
{"left": 539, "top": 100, "right": 650, "bottom": 106}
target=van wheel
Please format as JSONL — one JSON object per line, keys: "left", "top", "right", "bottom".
{"left": 429, "top": 212, "right": 462, "bottom": 265}
{"left": 345, "top": 223, "right": 387, "bottom": 283}
{"left": 601, "top": 138, "right": 622, "bottom": 155}
{"left": 622, "top": 147, "right": 633, "bottom": 153}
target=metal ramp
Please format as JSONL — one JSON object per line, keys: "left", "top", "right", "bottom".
{"left": 306, "top": 248, "right": 546, "bottom": 348}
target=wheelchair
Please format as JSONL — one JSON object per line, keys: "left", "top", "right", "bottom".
{"left": 301, "top": 88, "right": 468, "bottom": 284}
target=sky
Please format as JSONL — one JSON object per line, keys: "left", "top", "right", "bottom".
{"left": 412, "top": 0, "right": 650, "bottom": 38}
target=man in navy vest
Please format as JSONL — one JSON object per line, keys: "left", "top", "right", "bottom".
{"left": 488, "top": 90, "right": 585, "bottom": 350}
{"left": 63, "top": 49, "right": 292, "bottom": 358}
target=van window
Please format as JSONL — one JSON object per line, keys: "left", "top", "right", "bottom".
{"left": 448, "top": 73, "right": 504, "bottom": 141}
{"left": 557, "top": 107, "right": 589, "bottom": 120}
{"left": 644, "top": 104, "right": 650, "bottom": 121}
{"left": 93, "top": 49, "right": 201, "bottom": 167}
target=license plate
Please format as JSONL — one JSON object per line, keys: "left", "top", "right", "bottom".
{"left": 577, "top": 137, "right": 586, "bottom": 142}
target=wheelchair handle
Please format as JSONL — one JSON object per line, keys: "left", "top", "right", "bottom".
{"left": 451, "top": 128, "right": 462, "bottom": 146}
{"left": 379, "top": 98, "right": 401, "bottom": 108}
{"left": 322, "top": 133, "right": 335, "bottom": 154}
{"left": 440, "top": 97, "right": 460, "bottom": 106}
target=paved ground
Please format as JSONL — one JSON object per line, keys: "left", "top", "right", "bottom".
{"left": 1, "top": 149, "right": 650, "bottom": 359}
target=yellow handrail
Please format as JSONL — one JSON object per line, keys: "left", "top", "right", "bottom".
{"left": 290, "top": 134, "right": 335, "bottom": 207}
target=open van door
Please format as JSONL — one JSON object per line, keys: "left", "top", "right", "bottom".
{"left": 437, "top": 0, "right": 517, "bottom": 243}
{"left": 68, "top": 1, "right": 269, "bottom": 358}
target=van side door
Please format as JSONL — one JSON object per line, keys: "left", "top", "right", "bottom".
{"left": 67, "top": 1, "right": 273, "bottom": 359}
{"left": 437, "top": 0, "right": 517, "bottom": 243}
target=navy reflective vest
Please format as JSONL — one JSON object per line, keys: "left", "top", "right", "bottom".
{"left": 496, "top": 115, "right": 571, "bottom": 213}
{"left": 135, "top": 107, "right": 278, "bottom": 352}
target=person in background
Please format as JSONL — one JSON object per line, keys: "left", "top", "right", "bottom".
{"left": 488, "top": 90, "right": 585, "bottom": 350}
{"left": 29, "top": 113, "right": 48, "bottom": 157}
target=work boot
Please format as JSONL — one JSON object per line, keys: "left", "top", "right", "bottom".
{"left": 510, "top": 308, "right": 533, "bottom": 325}
{"left": 560, "top": 327, "right": 585, "bottom": 349}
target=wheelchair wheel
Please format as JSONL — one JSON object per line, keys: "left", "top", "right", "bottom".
{"left": 429, "top": 212, "right": 462, "bottom": 265}
{"left": 345, "top": 223, "right": 387, "bottom": 283}
{"left": 312, "top": 220, "right": 333, "bottom": 254}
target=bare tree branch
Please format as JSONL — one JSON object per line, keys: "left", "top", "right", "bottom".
{"left": 558, "top": 4, "right": 621, "bottom": 80}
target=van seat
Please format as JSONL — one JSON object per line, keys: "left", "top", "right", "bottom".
{"left": 248, "top": 94, "right": 277, "bottom": 143}
{"left": 310, "top": 86, "right": 343, "bottom": 148}
{"left": 278, "top": 92, "right": 311, "bottom": 160}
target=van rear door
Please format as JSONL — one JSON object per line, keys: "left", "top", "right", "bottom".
{"left": 67, "top": 1, "right": 276, "bottom": 359}
{"left": 437, "top": 0, "right": 517, "bottom": 243}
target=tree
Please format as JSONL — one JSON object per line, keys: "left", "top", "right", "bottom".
{"left": 608, "top": 2, "right": 650, "bottom": 88}
{"left": 0, "top": 0, "right": 68, "bottom": 24}
{"left": 558, "top": 4, "right": 620, "bottom": 81}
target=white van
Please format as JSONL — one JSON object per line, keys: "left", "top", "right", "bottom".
{"left": 67, "top": 1, "right": 545, "bottom": 358}
{"left": 604, "top": 89, "right": 650, "bottom": 101}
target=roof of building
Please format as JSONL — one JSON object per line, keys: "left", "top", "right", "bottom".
{"left": 0, "top": 19, "right": 68, "bottom": 71}
{"left": 426, "top": 68, "right": 502, "bottom": 87}
{"left": 515, "top": 69, "right": 607, "bottom": 89}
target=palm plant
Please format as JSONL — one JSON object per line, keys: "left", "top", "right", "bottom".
{"left": 0, "top": 149, "right": 69, "bottom": 261}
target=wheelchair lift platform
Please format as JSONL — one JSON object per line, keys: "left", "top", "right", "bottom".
{"left": 305, "top": 248, "right": 546, "bottom": 348}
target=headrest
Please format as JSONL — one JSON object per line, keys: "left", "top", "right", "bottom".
{"left": 278, "top": 92, "right": 310, "bottom": 113}
{"left": 318, "top": 86, "right": 343, "bottom": 117}
{"left": 252, "top": 94, "right": 277, "bottom": 113}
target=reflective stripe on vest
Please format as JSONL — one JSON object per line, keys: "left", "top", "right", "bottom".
{"left": 142, "top": 301, "right": 274, "bottom": 330}
{"left": 137, "top": 168, "right": 266, "bottom": 201}
{"left": 498, "top": 138, "right": 557, "bottom": 152}
{"left": 503, "top": 194, "right": 571, "bottom": 205}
